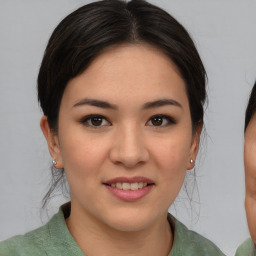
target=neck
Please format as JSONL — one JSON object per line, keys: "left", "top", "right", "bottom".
{"left": 66, "top": 205, "right": 173, "bottom": 256}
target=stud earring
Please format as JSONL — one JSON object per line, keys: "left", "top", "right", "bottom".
{"left": 190, "top": 159, "right": 194, "bottom": 164}
{"left": 52, "top": 159, "right": 57, "bottom": 165}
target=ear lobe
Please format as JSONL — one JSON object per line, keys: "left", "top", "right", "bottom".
{"left": 187, "top": 122, "right": 203, "bottom": 170}
{"left": 40, "top": 116, "right": 63, "bottom": 168}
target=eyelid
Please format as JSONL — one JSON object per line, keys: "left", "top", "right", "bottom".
{"left": 146, "top": 114, "right": 177, "bottom": 127}
{"left": 79, "top": 114, "right": 176, "bottom": 128}
{"left": 79, "top": 114, "right": 111, "bottom": 127}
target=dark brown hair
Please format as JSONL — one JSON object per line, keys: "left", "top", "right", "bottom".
{"left": 38, "top": 0, "right": 206, "bottom": 133}
{"left": 245, "top": 81, "right": 256, "bottom": 131}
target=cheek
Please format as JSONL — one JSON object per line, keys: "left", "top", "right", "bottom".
{"left": 152, "top": 134, "right": 192, "bottom": 174}
{"left": 244, "top": 141, "right": 256, "bottom": 196}
{"left": 149, "top": 137, "right": 191, "bottom": 210}
{"left": 244, "top": 123, "right": 256, "bottom": 176}
{"left": 58, "top": 130, "right": 109, "bottom": 180}
{"left": 244, "top": 142, "right": 256, "bottom": 173}
{"left": 150, "top": 132, "right": 192, "bottom": 202}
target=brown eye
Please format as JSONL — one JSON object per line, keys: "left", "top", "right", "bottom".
{"left": 80, "top": 115, "right": 111, "bottom": 128}
{"left": 151, "top": 116, "right": 163, "bottom": 126}
{"left": 91, "top": 116, "right": 103, "bottom": 126}
{"left": 146, "top": 115, "right": 176, "bottom": 127}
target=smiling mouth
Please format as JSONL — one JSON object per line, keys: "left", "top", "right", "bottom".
{"left": 103, "top": 177, "right": 155, "bottom": 201}
{"left": 103, "top": 182, "right": 153, "bottom": 191}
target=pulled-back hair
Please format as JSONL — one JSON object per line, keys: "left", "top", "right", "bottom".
{"left": 38, "top": 0, "right": 206, "bottom": 133}
{"left": 245, "top": 81, "right": 256, "bottom": 131}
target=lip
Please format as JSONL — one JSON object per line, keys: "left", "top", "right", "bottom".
{"left": 104, "top": 176, "right": 154, "bottom": 184}
{"left": 103, "top": 176, "right": 155, "bottom": 202}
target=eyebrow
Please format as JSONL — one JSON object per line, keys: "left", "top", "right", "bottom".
{"left": 72, "top": 98, "right": 182, "bottom": 110}
{"left": 142, "top": 99, "right": 182, "bottom": 109}
{"left": 73, "top": 98, "right": 118, "bottom": 109}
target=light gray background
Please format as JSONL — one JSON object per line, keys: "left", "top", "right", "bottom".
{"left": 1, "top": 0, "right": 256, "bottom": 255}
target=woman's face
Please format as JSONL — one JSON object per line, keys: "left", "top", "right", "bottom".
{"left": 44, "top": 44, "right": 200, "bottom": 232}
{"left": 244, "top": 113, "right": 256, "bottom": 226}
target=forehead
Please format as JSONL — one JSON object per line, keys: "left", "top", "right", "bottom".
{"left": 62, "top": 43, "right": 188, "bottom": 108}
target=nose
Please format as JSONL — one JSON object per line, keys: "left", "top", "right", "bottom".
{"left": 109, "top": 125, "right": 149, "bottom": 168}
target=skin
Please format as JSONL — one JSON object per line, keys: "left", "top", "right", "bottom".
{"left": 41, "top": 44, "right": 201, "bottom": 256}
{"left": 244, "top": 113, "right": 256, "bottom": 244}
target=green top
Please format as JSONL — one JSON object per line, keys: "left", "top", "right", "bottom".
{"left": 235, "top": 238, "right": 255, "bottom": 256}
{"left": 0, "top": 203, "right": 254, "bottom": 256}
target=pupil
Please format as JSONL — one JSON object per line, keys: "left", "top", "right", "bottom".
{"left": 91, "top": 117, "right": 102, "bottom": 126}
{"left": 152, "top": 117, "right": 163, "bottom": 126}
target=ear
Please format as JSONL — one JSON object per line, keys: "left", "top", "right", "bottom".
{"left": 40, "top": 116, "right": 64, "bottom": 169}
{"left": 187, "top": 122, "right": 203, "bottom": 170}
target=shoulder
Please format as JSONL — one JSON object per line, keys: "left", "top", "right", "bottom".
{"left": 235, "top": 238, "right": 256, "bottom": 256}
{"left": 0, "top": 209, "right": 63, "bottom": 256}
{"left": 0, "top": 224, "right": 50, "bottom": 256}
{"left": 0, "top": 203, "right": 80, "bottom": 256}
{"left": 169, "top": 214, "right": 225, "bottom": 256}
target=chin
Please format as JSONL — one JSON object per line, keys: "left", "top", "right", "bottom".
{"left": 103, "top": 209, "right": 159, "bottom": 232}
{"left": 109, "top": 220, "right": 150, "bottom": 232}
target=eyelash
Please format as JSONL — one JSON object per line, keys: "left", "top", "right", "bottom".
{"left": 146, "top": 114, "right": 177, "bottom": 127}
{"left": 80, "top": 115, "right": 111, "bottom": 128}
{"left": 79, "top": 114, "right": 176, "bottom": 128}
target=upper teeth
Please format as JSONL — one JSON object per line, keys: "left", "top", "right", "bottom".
{"left": 110, "top": 182, "right": 147, "bottom": 190}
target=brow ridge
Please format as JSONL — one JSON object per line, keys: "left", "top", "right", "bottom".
{"left": 73, "top": 98, "right": 182, "bottom": 110}
{"left": 143, "top": 99, "right": 182, "bottom": 109}
{"left": 73, "top": 98, "right": 117, "bottom": 109}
